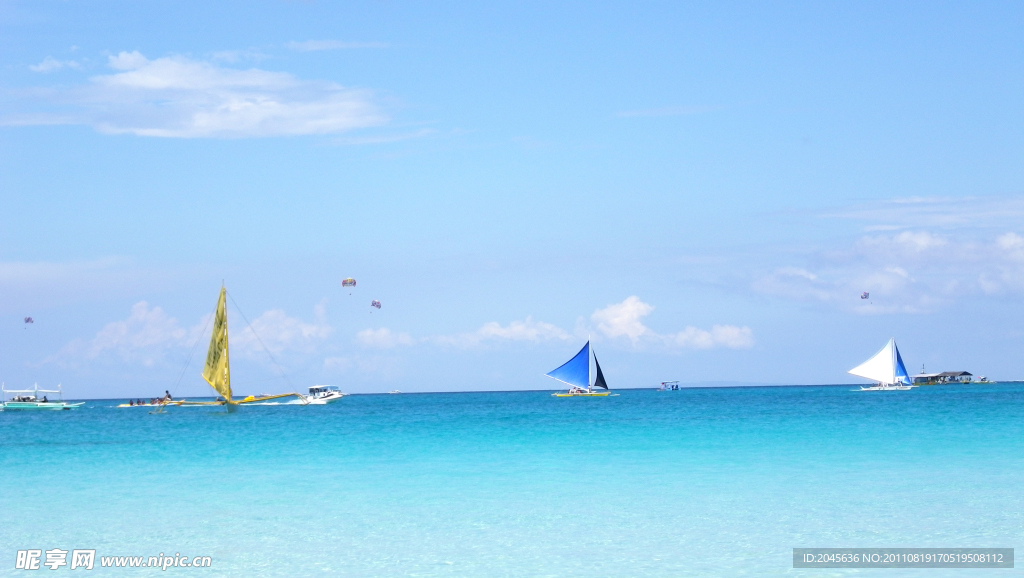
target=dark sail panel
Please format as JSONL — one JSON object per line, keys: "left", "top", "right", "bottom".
{"left": 592, "top": 353, "right": 609, "bottom": 389}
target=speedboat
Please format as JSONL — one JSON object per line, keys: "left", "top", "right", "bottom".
{"left": 305, "top": 385, "right": 346, "bottom": 404}
{"left": 1, "top": 383, "right": 84, "bottom": 410}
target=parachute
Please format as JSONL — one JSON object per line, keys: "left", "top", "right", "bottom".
{"left": 24, "top": 317, "right": 33, "bottom": 324}
{"left": 371, "top": 300, "right": 381, "bottom": 309}
{"left": 860, "top": 292, "right": 869, "bottom": 299}
{"left": 341, "top": 278, "right": 357, "bottom": 288}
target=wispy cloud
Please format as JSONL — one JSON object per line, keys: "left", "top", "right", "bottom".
{"left": 47, "top": 300, "right": 333, "bottom": 367}
{"left": 753, "top": 227, "right": 1024, "bottom": 314}
{"left": 616, "top": 105, "right": 722, "bottom": 118}
{"left": 429, "top": 316, "right": 573, "bottom": 348}
{"left": 286, "top": 40, "right": 389, "bottom": 51}
{"left": 46, "top": 302, "right": 203, "bottom": 368}
{"left": 417, "top": 299, "right": 751, "bottom": 351}
{"left": 590, "top": 296, "right": 753, "bottom": 350}
{"left": 823, "top": 196, "right": 1024, "bottom": 231}
{"left": 333, "top": 128, "right": 435, "bottom": 146}
{"left": 356, "top": 327, "right": 415, "bottom": 348}
{"left": 232, "top": 300, "right": 333, "bottom": 356}
{"left": 29, "top": 56, "right": 81, "bottom": 73}
{"left": 6, "top": 51, "right": 388, "bottom": 138}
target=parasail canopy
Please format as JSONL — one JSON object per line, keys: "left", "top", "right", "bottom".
{"left": 24, "top": 317, "right": 33, "bottom": 324}
{"left": 371, "top": 300, "right": 381, "bottom": 309}
{"left": 861, "top": 292, "right": 870, "bottom": 299}
{"left": 341, "top": 278, "right": 357, "bottom": 288}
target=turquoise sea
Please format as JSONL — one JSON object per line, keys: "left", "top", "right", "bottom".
{"left": 2, "top": 384, "right": 1023, "bottom": 576}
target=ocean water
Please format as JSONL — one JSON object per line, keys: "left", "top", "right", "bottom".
{"left": 2, "top": 384, "right": 1023, "bottom": 577}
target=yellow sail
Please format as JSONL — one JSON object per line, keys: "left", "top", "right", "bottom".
{"left": 201, "top": 287, "right": 232, "bottom": 403}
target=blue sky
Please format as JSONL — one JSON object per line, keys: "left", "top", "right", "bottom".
{"left": 1, "top": 1, "right": 1022, "bottom": 398}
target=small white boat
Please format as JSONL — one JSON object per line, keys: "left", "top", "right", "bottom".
{"left": 388, "top": 390, "right": 401, "bottom": 394}
{"left": 1, "top": 383, "right": 84, "bottom": 410}
{"left": 304, "top": 385, "right": 346, "bottom": 404}
{"left": 849, "top": 338, "right": 916, "bottom": 391}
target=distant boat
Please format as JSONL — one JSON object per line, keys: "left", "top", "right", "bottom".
{"left": 388, "top": 390, "right": 401, "bottom": 394}
{"left": 548, "top": 341, "right": 613, "bottom": 397}
{"left": 1, "top": 383, "right": 83, "bottom": 411}
{"left": 659, "top": 381, "right": 680, "bottom": 391}
{"left": 848, "top": 338, "right": 915, "bottom": 391}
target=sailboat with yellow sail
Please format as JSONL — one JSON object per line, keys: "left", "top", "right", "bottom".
{"left": 198, "top": 286, "right": 307, "bottom": 408}
{"left": 133, "top": 287, "right": 307, "bottom": 410}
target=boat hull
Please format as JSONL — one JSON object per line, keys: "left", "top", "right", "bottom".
{"left": 858, "top": 385, "right": 914, "bottom": 391}
{"left": 305, "top": 393, "right": 346, "bottom": 404}
{"left": 551, "top": 392, "right": 611, "bottom": 397}
{"left": 2, "top": 401, "right": 83, "bottom": 410}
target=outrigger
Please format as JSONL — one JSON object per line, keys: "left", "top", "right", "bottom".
{"left": 1, "top": 383, "right": 84, "bottom": 410}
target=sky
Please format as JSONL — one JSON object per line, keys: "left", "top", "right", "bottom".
{"left": 1, "top": 1, "right": 1022, "bottom": 398}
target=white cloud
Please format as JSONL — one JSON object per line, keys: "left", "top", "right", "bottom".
{"left": 29, "top": 56, "right": 80, "bottom": 73}
{"left": 286, "top": 40, "right": 389, "bottom": 51}
{"left": 591, "top": 296, "right": 754, "bottom": 350}
{"left": 47, "top": 300, "right": 332, "bottom": 367}
{"left": 666, "top": 325, "right": 754, "bottom": 349}
{"left": 430, "top": 316, "right": 572, "bottom": 348}
{"left": 47, "top": 301, "right": 201, "bottom": 367}
{"left": 753, "top": 227, "right": 1024, "bottom": 313}
{"left": 232, "top": 300, "right": 333, "bottom": 356}
{"left": 356, "top": 327, "right": 415, "bottom": 349}
{"left": 352, "top": 303, "right": 749, "bottom": 352}
{"left": 591, "top": 296, "right": 653, "bottom": 343}
{"left": 9, "top": 51, "right": 387, "bottom": 138}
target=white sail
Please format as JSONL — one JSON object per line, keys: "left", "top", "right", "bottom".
{"left": 848, "top": 338, "right": 910, "bottom": 385}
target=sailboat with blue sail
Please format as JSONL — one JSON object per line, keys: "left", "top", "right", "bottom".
{"left": 848, "top": 337, "right": 915, "bottom": 391}
{"left": 547, "top": 341, "right": 614, "bottom": 397}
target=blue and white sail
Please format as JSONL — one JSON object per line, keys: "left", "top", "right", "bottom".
{"left": 546, "top": 341, "right": 610, "bottom": 390}
{"left": 848, "top": 338, "right": 911, "bottom": 386}
{"left": 546, "top": 342, "right": 591, "bottom": 389}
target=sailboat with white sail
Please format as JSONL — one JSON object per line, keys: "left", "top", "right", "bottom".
{"left": 848, "top": 338, "right": 915, "bottom": 391}
{"left": 547, "top": 341, "right": 614, "bottom": 397}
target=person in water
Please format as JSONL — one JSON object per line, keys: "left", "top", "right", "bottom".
{"left": 129, "top": 399, "right": 134, "bottom": 406}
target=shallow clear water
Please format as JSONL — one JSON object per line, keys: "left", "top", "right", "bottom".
{"left": 2, "top": 385, "right": 1023, "bottom": 576}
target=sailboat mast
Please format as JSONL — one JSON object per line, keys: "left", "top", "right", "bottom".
{"left": 891, "top": 337, "right": 896, "bottom": 385}
{"left": 224, "top": 289, "right": 230, "bottom": 396}
{"left": 588, "top": 336, "right": 592, "bottom": 389}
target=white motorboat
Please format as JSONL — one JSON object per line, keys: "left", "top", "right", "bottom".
{"left": 305, "top": 385, "right": 346, "bottom": 404}
{"left": 849, "top": 338, "right": 916, "bottom": 391}
{"left": 1, "top": 383, "right": 84, "bottom": 410}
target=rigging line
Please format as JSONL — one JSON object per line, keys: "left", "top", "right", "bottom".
{"left": 170, "top": 309, "right": 214, "bottom": 394}
{"left": 225, "top": 290, "right": 297, "bottom": 391}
